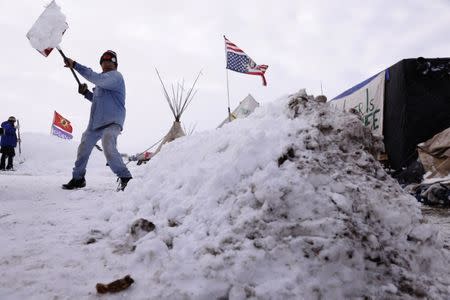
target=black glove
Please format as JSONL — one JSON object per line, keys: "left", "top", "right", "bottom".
{"left": 78, "top": 83, "right": 88, "bottom": 95}
{"left": 64, "top": 58, "right": 75, "bottom": 69}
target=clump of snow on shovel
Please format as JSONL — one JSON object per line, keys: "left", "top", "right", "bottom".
{"left": 26, "top": 0, "right": 68, "bottom": 52}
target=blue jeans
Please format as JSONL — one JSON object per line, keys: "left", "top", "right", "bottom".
{"left": 72, "top": 124, "right": 131, "bottom": 179}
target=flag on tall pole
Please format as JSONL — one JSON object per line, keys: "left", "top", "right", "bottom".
{"left": 51, "top": 111, "right": 73, "bottom": 139}
{"left": 224, "top": 36, "right": 268, "bottom": 86}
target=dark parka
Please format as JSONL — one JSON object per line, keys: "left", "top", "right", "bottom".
{"left": 0, "top": 121, "right": 17, "bottom": 147}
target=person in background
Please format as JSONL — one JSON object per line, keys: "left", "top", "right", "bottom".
{"left": 62, "top": 50, "right": 132, "bottom": 191}
{"left": 0, "top": 116, "right": 18, "bottom": 171}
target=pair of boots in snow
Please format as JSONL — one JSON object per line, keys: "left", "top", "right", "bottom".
{"left": 62, "top": 177, "right": 132, "bottom": 191}
{"left": 0, "top": 155, "right": 13, "bottom": 171}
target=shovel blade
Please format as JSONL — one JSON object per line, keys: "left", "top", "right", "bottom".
{"left": 26, "top": 0, "right": 68, "bottom": 56}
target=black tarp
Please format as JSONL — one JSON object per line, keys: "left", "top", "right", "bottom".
{"left": 384, "top": 58, "right": 450, "bottom": 169}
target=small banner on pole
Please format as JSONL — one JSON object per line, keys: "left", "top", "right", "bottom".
{"left": 51, "top": 111, "right": 73, "bottom": 140}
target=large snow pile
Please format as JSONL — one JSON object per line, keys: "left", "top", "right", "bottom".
{"left": 1, "top": 90, "right": 449, "bottom": 299}
{"left": 100, "top": 90, "right": 449, "bottom": 299}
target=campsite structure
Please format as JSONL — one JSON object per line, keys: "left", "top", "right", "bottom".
{"left": 153, "top": 69, "right": 201, "bottom": 155}
{"left": 218, "top": 94, "right": 260, "bottom": 128}
{"left": 418, "top": 127, "right": 450, "bottom": 178}
{"left": 329, "top": 57, "right": 450, "bottom": 171}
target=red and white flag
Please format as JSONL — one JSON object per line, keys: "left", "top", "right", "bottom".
{"left": 53, "top": 111, "right": 72, "bottom": 133}
{"left": 51, "top": 111, "right": 73, "bottom": 139}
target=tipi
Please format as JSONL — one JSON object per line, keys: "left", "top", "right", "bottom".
{"left": 154, "top": 69, "right": 201, "bottom": 155}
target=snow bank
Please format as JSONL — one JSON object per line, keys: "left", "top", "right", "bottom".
{"left": 101, "top": 90, "right": 449, "bottom": 299}
{"left": 17, "top": 132, "right": 105, "bottom": 176}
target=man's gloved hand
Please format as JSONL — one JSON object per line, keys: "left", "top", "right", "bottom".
{"left": 64, "top": 58, "right": 75, "bottom": 68}
{"left": 78, "top": 83, "right": 89, "bottom": 95}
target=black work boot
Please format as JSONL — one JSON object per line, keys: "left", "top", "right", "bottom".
{"left": 0, "top": 155, "right": 5, "bottom": 170}
{"left": 117, "top": 177, "right": 132, "bottom": 191}
{"left": 6, "top": 157, "right": 13, "bottom": 170}
{"left": 62, "top": 177, "right": 86, "bottom": 190}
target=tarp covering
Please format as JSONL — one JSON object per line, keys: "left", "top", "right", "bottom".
{"left": 384, "top": 58, "right": 450, "bottom": 169}
{"left": 154, "top": 121, "right": 185, "bottom": 155}
{"left": 218, "top": 94, "right": 260, "bottom": 128}
{"left": 418, "top": 127, "right": 450, "bottom": 178}
{"left": 331, "top": 57, "right": 450, "bottom": 170}
{"left": 330, "top": 71, "right": 385, "bottom": 137}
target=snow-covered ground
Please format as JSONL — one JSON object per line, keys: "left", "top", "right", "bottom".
{"left": 1, "top": 90, "right": 450, "bottom": 299}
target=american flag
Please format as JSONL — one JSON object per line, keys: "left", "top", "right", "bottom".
{"left": 224, "top": 36, "right": 268, "bottom": 86}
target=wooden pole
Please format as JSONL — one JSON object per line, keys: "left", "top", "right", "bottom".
{"left": 57, "top": 48, "right": 81, "bottom": 85}
{"left": 224, "top": 36, "right": 232, "bottom": 122}
{"left": 17, "top": 119, "right": 21, "bottom": 155}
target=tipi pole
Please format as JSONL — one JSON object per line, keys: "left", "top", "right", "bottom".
{"left": 155, "top": 68, "right": 177, "bottom": 118}
{"left": 125, "top": 136, "right": 164, "bottom": 166}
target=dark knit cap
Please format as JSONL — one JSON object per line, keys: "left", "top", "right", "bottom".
{"left": 100, "top": 50, "right": 118, "bottom": 66}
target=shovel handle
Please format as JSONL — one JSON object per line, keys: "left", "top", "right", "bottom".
{"left": 57, "top": 49, "right": 81, "bottom": 85}
{"left": 17, "top": 119, "right": 21, "bottom": 155}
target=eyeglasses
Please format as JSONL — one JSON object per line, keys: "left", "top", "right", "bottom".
{"left": 101, "top": 55, "right": 116, "bottom": 62}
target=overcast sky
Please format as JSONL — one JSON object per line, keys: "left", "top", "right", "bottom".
{"left": 1, "top": 0, "right": 449, "bottom": 153}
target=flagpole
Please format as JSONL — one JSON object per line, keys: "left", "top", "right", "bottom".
{"left": 224, "top": 35, "right": 232, "bottom": 122}
{"left": 226, "top": 70, "right": 232, "bottom": 121}
{"left": 50, "top": 111, "right": 55, "bottom": 134}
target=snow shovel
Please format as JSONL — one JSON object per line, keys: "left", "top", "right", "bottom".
{"left": 26, "top": 0, "right": 80, "bottom": 85}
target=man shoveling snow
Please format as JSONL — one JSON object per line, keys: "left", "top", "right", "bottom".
{"left": 62, "top": 51, "right": 132, "bottom": 191}
{"left": 26, "top": 2, "right": 131, "bottom": 191}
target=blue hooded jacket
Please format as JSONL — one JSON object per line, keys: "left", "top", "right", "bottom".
{"left": 74, "top": 62, "right": 126, "bottom": 130}
{"left": 0, "top": 121, "right": 17, "bottom": 147}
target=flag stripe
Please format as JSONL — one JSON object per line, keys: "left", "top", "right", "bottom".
{"left": 225, "top": 43, "right": 244, "bottom": 53}
{"left": 224, "top": 37, "right": 245, "bottom": 53}
{"left": 51, "top": 124, "right": 73, "bottom": 140}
